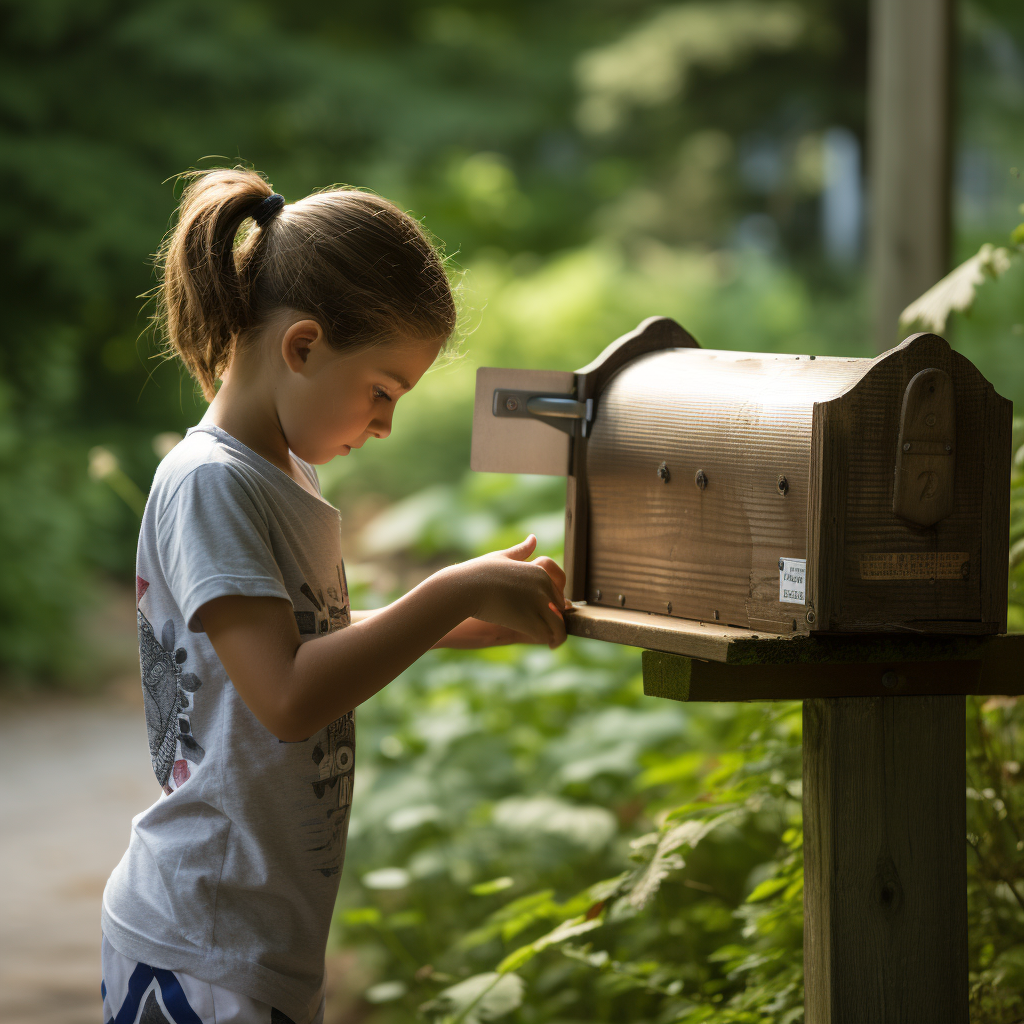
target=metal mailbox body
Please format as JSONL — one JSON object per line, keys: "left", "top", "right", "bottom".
{"left": 471, "top": 317, "right": 1012, "bottom": 635}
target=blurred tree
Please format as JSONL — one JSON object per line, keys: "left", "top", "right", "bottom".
{"left": 0, "top": 0, "right": 877, "bottom": 674}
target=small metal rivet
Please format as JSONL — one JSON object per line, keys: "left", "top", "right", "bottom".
{"left": 713, "top": 610, "right": 720, "bottom": 621}
{"left": 665, "top": 601, "right": 672, "bottom": 614}
{"left": 805, "top": 609, "right": 816, "bottom": 624}
{"left": 778, "top": 558, "right": 785, "bottom": 571}
{"left": 595, "top": 589, "right": 602, "bottom": 601}
{"left": 777, "top": 475, "right": 789, "bottom": 495}
{"left": 695, "top": 469, "right": 708, "bottom": 490}
{"left": 657, "top": 461, "right": 670, "bottom": 483}
{"left": 903, "top": 442, "right": 911, "bottom": 452}
{"left": 617, "top": 594, "right": 625, "bottom": 607}
{"left": 945, "top": 444, "right": 952, "bottom": 452}
{"left": 505, "top": 396, "right": 519, "bottom": 412}
{"left": 882, "top": 671, "right": 898, "bottom": 689}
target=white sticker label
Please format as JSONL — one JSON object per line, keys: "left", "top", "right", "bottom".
{"left": 779, "top": 557, "right": 806, "bottom": 605}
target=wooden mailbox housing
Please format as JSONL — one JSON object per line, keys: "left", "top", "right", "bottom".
{"left": 471, "top": 317, "right": 1012, "bottom": 637}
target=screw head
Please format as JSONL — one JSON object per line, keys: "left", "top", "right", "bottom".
{"left": 505, "top": 396, "right": 519, "bottom": 412}
{"left": 961, "top": 561, "right": 970, "bottom": 579}
{"left": 695, "top": 469, "right": 708, "bottom": 490}
{"left": 665, "top": 601, "right": 673, "bottom": 614}
{"left": 778, "top": 558, "right": 785, "bottom": 571}
{"left": 945, "top": 444, "right": 952, "bottom": 452}
{"left": 903, "top": 442, "right": 911, "bottom": 452}
{"left": 777, "top": 475, "right": 789, "bottom": 495}
{"left": 617, "top": 594, "right": 625, "bottom": 607}
{"left": 594, "top": 589, "right": 602, "bottom": 601}
{"left": 805, "top": 609, "right": 816, "bottom": 624}
{"left": 657, "top": 461, "right": 670, "bottom": 483}
{"left": 882, "top": 671, "right": 898, "bottom": 689}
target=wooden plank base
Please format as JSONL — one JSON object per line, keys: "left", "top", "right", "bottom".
{"left": 641, "top": 650, "right": 1008, "bottom": 701}
{"left": 568, "top": 604, "right": 1022, "bottom": 670}
{"left": 803, "top": 696, "right": 967, "bottom": 1023}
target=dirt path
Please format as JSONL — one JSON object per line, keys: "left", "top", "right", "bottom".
{"left": 0, "top": 689, "right": 157, "bottom": 1023}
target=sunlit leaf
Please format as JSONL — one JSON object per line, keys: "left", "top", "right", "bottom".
{"left": 900, "top": 243, "right": 1014, "bottom": 334}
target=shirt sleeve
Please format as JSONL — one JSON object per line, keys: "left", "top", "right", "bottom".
{"left": 157, "top": 463, "right": 292, "bottom": 632}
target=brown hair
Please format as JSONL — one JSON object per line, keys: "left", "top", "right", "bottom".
{"left": 155, "top": 167, "right": 457, "bottom": 399}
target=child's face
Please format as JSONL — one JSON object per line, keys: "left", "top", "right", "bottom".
{"left": 277, "top": 327, "right": 443, "bottom": 464}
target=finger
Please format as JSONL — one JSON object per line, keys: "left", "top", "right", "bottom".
{"left": 503, "top": 535, "right": 537, "bottom": 562}
{"left": 540, "top": 604, "right": 566, "bottom": 645}
{"left": 533, "top": 556, "right": 567, "bottom": 592}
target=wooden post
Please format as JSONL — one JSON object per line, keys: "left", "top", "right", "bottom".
{"left": 803, "top": 696, "right": 967, "bottom": 1023}
{"left": 868, "top": 0, "right": 953, "bottom": 349}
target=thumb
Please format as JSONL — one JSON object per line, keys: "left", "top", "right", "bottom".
{"left": 503, "top": 534, "right": 537, "bottom": 561}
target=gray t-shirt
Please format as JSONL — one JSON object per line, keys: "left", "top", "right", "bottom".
{"left": 102, "top": 423, "right": 354, "bottom": 1022}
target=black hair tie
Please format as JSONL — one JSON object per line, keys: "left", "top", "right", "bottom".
{"left": 252, "top": 193, "right": 285, "bottom": 228}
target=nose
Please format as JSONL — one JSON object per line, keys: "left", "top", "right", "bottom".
{"left": 370, "top": 406, "right": 394, "bottom": 440}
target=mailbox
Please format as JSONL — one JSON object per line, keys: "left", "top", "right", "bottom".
{"left": 471, "top": 317, "right": 1012, "bottom": 636}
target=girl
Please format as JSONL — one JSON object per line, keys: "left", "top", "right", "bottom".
{"left": 101, "top": 168, "right": 568, "bottom": 1024}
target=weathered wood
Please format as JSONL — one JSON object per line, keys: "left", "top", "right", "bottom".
{"left": 568, "top": 604, "right": 1024, "bottom": 671}
{"left": 868, "top": 0, "right": 953, "bottom": 350}
{"left": 581, "top": 330, "right": 1010, "bottom": 635}
{"left": 585, "top": 347, "right": 863, "bottom": 630}
{"left": 981, "top": 374, "right": 1013, "bottom": 631}
{"left": 641, "top": 651, "right": 996, "bottom": 702}
{"left": 809, "top": 333, "right": 1011, "bottom": 635}
{"left": 574, "top": 315, "right": 700, "bottom": 403}
{"left": 565, "top": 317, "right": 697, "bottom": 601}
{"left": 803, "top": 696, "right": 967, "bottom": 1022}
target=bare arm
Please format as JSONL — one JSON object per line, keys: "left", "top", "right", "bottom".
{"left": 199, "top": 537, "right": 566, "bottom": 740}
{"left": 353, "top": 609, "right": 547, "bottom": 649}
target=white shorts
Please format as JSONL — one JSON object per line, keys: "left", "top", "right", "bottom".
{"left": 101, "top": 936, "right": 325, "bottom": 1024}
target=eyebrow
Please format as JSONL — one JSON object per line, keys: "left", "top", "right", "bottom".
{"left": 381, "top": 370, "right": 412, "bottom": 390}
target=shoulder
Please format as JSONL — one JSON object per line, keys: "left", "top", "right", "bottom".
{"left": 148, "top": 429, "right": 266, "bottom": 520}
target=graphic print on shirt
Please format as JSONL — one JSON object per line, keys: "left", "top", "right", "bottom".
{"left": 305, "top": 712, "right": 356, "bottom": 876}
{"left": 294, "top": 564, "right": 350, "bottom": 637}
{"left": 300, "top": 562, "right": 354, "bottom": 876}
{"left": 137, "top": 575, "right": 204, "bottom": 789}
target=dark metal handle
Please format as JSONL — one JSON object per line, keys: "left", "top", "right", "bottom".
{"left": 526, "top": 396, "right": 587, "bottom": 419}
{"left": 492, "top": 389, "right": 594, "bottom": 436}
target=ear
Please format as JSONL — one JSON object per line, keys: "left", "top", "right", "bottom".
{"left": 281, "top": 319, "right": 326, "bottom": 373}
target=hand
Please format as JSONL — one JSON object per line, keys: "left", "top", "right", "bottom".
{"left": 433, "top": 617, "right": 552, "bottom": 649}
{"left": 455, "top": 535, "right": 568, "bottom": 648}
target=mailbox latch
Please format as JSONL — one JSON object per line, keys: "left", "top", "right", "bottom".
{"left": 893, "top": 367, "right": 955, "bottom": 527}
{"left": 492, "top": 390, "right": 594, "bottom": 436}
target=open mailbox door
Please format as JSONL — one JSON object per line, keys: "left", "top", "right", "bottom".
{"left": 470, "top": 367, "right": 579, "bottom": 476}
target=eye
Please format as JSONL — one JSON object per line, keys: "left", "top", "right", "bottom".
{"left": 373, "top": 386, "right": 392, "bottom": 403}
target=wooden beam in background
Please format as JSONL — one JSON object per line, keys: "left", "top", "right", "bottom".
{"left": 869, "top": 0, "right": 954, "bottom": 350}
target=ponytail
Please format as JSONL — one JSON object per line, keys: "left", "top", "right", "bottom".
{"left": 157, "top": 168, "right": 276, "bottom": 399}
{"left": 154, "top": 166, "right": 455, "bottom": 401}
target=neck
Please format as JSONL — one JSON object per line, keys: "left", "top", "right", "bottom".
{"left": 202, "top": 351, "right": 293, "bottom": 475}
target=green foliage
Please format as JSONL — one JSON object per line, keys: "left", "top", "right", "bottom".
{"left": 967, "top": 692, "right": 1024, "bottom": 1021}
{"left": 332, "top": 638, "right": 805, "bottom": 1023}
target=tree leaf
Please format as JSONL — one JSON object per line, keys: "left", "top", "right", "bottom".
{"left": 900, "top": 243, "right": 1014, "bottom": 333}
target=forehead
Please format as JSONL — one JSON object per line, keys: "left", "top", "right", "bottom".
{"left": 350, "top": 336, "right": 444, "bottom": 386}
